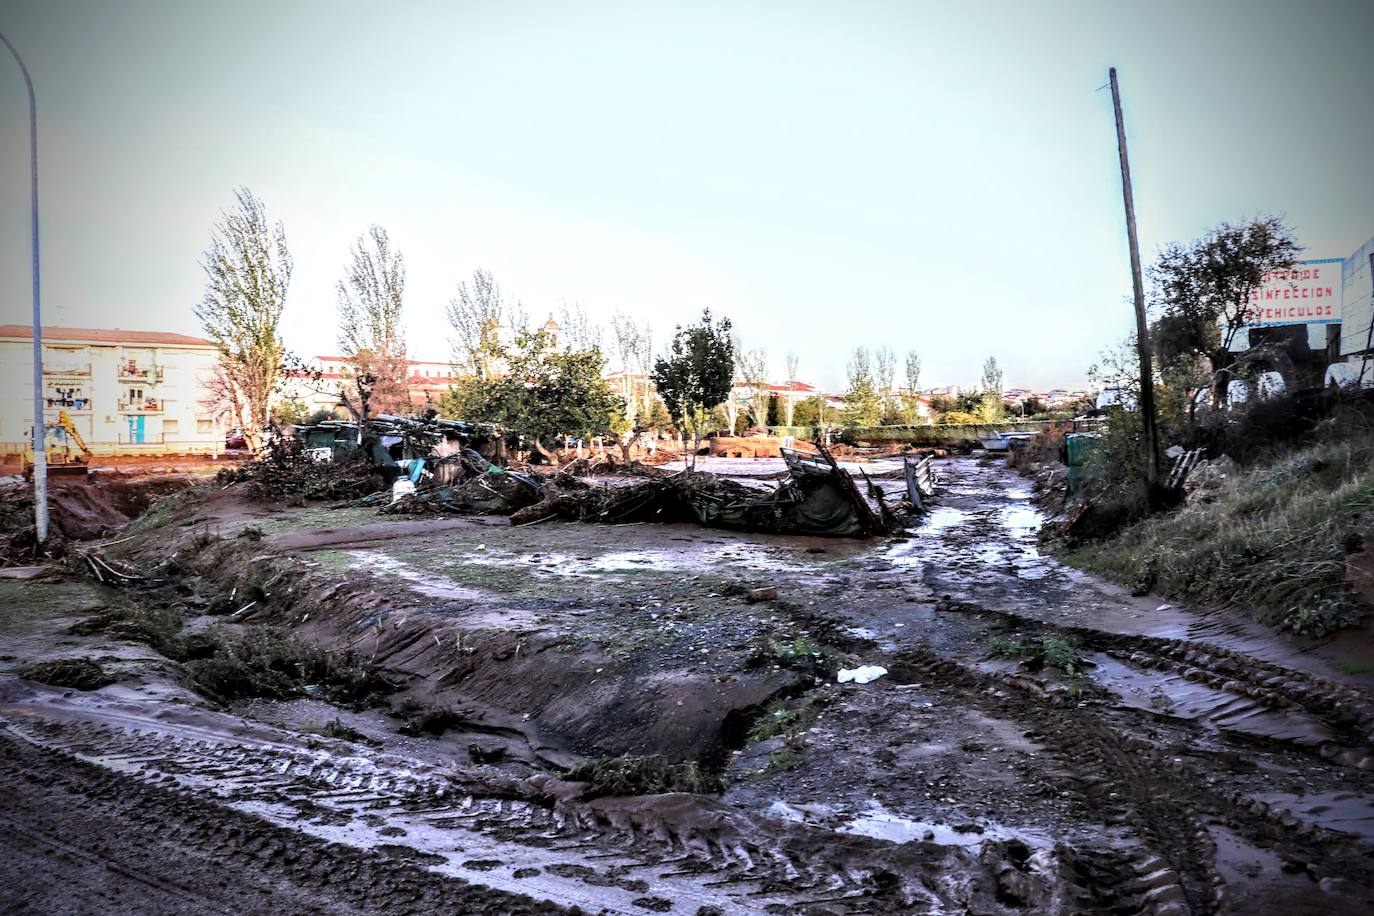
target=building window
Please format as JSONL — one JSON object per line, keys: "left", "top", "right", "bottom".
{"left": 197, "top": 418, "right": 214, "bottom": 435}
{"left": 163, "top": 419, "right": 179, "bottom": 436}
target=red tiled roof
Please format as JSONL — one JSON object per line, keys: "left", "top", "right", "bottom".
{"left": 0, "top": 325, "right": 214, "bottom": 347}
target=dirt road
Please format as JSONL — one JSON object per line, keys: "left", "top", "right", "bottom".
{"left": 2, "top": 456, "right": 1372, "bottom": 913}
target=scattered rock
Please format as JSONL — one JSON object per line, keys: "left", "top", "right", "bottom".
{"left": 747, "top": 586, "right": 778, "bottom": 603}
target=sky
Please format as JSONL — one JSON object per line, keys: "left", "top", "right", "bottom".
{"left": 0, "top": 0, "right": 1370, "bottom": 392}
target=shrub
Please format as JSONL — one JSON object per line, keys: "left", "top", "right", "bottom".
{"left": 565, "top": 754, "right": 724, "bottom": 797}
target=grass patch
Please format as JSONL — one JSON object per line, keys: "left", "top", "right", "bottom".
{"left": 747, "top": 694, "right": 827, "bottom": 743}
{"left": 1065, "top": 412, "right": 1374, "bottom": 636}
{"left": 565, "top": 754, "right": 724, "bottom": 797}
{"left": 989, "top": 634, "right": 1085, "bottom": 678}
{"left": 1334, "top": 660, "right": 1374, "bottom": 676}
{"left": 18, "top": 658, "right": 113, "bottom": 690}
{"left": 762, "top": 747, "right": 804, "bottom": 774}
{"left": 181, "top": 625, "right": 394, "bottom": 705}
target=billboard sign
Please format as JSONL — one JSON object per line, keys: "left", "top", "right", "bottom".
{"left": 1243, "top": 257, "right": 1343, "bottom": 327}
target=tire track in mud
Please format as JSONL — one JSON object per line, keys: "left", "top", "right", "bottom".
{"left": 0, "top": 690, "right": 996, "bottom": 914}
{"left": 885, "top": 643, "right": 1221, "bottom": 915}
{"left": 885, "top": 633, "right": 1374, "bottom": 915}
{"left": 0, "top": 730, "right": 558, "bottom": 915}
{"left": 934, "top": 598, "right": 1374, "bottom": 769}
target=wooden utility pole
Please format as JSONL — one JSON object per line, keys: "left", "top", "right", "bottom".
{"left": 1109, "top": 67, "right": 1161, "bottom": 489}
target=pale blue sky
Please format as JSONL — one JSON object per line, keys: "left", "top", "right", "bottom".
{"left": 0, "top": 0, "right": 1370, "bottom": 391}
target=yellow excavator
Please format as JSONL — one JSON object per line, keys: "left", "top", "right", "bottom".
{"left": 24, "top": 410, "right": 91, "bottom": 477}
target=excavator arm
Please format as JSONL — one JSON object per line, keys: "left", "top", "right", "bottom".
{"left": 56, "top": 410, "right": 91, "bottom": 456}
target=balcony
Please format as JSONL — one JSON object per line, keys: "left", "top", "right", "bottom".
{"left": 44, "top": 397, "right": 91, "bottom": 413}
{"left": 42, "top": 363, "right": 90, "bottom": 377}
{"left": 118, "top": 397, "right": 163, "bottom": 413}
{"left": 118, "top": 363, "right": 163, "bottom": 382}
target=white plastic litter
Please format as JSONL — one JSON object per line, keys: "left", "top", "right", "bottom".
{"left": 391, "top": 479, "right": 416, "bottom": 503}
{"left": 838, "top": 665, "right": 888, "bottom": 685}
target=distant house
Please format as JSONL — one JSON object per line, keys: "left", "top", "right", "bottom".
{"left": 0, "top": 325, "right": 225, "bottom": 456}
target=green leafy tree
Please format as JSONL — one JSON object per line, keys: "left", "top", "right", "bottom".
{"left": 843, "top": 347, "right": 882, "bottom": 427}
{"left": 1149, "top": 216, "right": 1300, "bottom": 405}
{"left": 195, "top": 187, "right": 291, "bottom": 449}
{"left": 463, "top": 329, "right": 621, "bottom": 463}
{"left": 643, "top": 397, "right": 674, "bottom": 432}
{"left": 270, "top": 396, "right": 311, "bottom": 427}
{"left": 979, "top": 356, "right": 1005, "bottom": 423}
{"left": 651, "top": 310, "right": 735, "bottom": 452}
{"left": 766, "top": 392, "right": 782, "bottom": 426}
{"left": 791, "top": 395, "right": 825, "bottom": 427}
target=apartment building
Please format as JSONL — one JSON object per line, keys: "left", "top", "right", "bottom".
{"left": 0, "top": 325, "right": 225, "bottom": 456}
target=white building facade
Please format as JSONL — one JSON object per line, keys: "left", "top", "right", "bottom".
{"left": 0, "top": 326, "right": 225, "bottom": 457}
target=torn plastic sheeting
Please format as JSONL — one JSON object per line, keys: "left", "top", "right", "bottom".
{"left": 838, "top": 665, "right": 888, "bottom": 684}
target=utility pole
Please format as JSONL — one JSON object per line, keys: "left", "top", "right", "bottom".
{"left": 0, "top": 30, "right": 47, "bottom": 543}
{"left": 1109, "top": 67, "right": 1161, "bottom": 490}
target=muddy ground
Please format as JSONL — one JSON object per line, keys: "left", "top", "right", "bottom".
{"left": 2, "top": 456, "right": 1373, "bottom": 914}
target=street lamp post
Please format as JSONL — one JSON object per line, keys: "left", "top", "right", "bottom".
{"left": 0, "top": 30, "right": 46, "bottom": 544}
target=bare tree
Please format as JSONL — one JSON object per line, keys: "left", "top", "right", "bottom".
{"left": 446, "top": 268, "right": 524, "bottom": 377}
{"left": 875, "top": 346, "right": 896, "bottom": 416}
{"left": 195, "top": 187, "right": 291, "bottom": 450}
{"left": 611, "top": 311, "right": 653, "bottom": 424}
{"left": 904, "top": 350, "right": 921, "bottom": 394}
{"left": 784, "top": 351, "right": 800, "bottom": 425}
{"left": 556, "top": 301, "right": 603, "bottom": 352}
{"left": 337, "top": 224, "right": 409, "bottom": 420}
{"left": 198, "top": 363, "right": 246, "bottom": 432}
{"left": 735, "top": 341, "right": 769, "bottom": 429}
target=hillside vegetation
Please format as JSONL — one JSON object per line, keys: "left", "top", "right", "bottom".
{"left": 1065, "top": 404, "right": 1374, "bottom": 637}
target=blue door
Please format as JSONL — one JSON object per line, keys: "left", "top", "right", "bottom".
{"left": 127, "top": 415, "right": 145, "bottom": 444}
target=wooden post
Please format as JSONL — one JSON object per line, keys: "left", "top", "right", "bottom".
{"left": 1109, "top": 67, "right": 1161, "bottom": 489}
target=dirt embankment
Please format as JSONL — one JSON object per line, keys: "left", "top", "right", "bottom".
{"left": 2, "top": 472, "right": 203, "bottom": 565}
{"left": 106, "top": 485, "right": 827, "bottom": 772}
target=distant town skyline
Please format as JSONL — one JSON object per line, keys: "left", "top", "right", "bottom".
{"left": 0, "top": 1, "right": 1370, "bottom": 392}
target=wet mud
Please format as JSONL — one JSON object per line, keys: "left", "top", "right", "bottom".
{"left": 1, "top": 457, "right": 1372, "bottom": 913}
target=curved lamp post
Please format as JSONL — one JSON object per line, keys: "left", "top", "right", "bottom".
{"left": 0, "top": 29, "right": 45, "bottom": 544}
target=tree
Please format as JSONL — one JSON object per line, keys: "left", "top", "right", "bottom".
{"left": 783, "top": 351, "right": 800, "bottom": 425}
{"left": 651, "top": 310, "right": 734, "bottom": 453}
{"left": 875, "top": 346, "right": 896, "bottom": 418}
{"left": 271, "top": 396, "right": 312, "bottom": 427}
{"left": 195, "top": 187, "right": 291, "bottom": 450}
{"left": 842, "top": 347, "right": 882, "bottom": 427}
{"left": 556, "top": 301, "right": 603, "bottom": 352}
{"left": 792, "top": 395, "right": 825, "bottom": 427}
{"left": 463, "top": 329, "right": 621, "bottom": 463}
{"left": 898, "top": 350, "right": 925, "bottom": 424}
{"left": 904, "top": 350, "right": 922, "bottom": 394}
{"left": 336, "top": 225, "right": 409, "bottom": 421}
{"left": 736, "top": 344, "right": 769, "bottom": 428}
{"left": 1148, "top": 216, "right": 1300, "bottom": 406}
{"left": 611, "top": 311, "right": 654, "bottom": 426}
{"left": 766, "top": 392, "right": 782, "bottom": 426}
{"left": 446, "top": 268, "right": 526, "bottom": 377}
{"left": 979, "top": 356, "right": 1004, "bottom": 423}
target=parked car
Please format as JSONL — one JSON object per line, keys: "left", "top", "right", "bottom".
{"left": 226, "top": 428, "right": 247, "bottom": 449}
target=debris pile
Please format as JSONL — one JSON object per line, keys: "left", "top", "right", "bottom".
{"left": 0, "top": 481, "right": 55, "bottom": 566}
{"left": 216, "top": 435, "right": 381, "bottom": 503}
